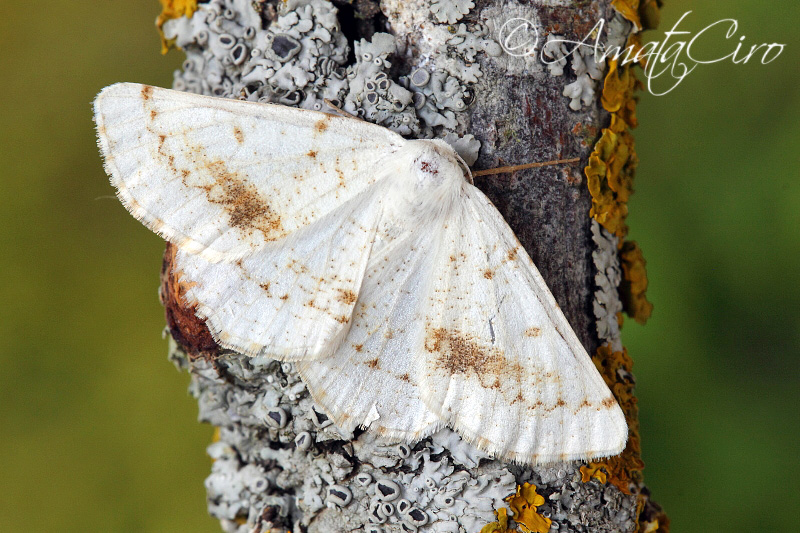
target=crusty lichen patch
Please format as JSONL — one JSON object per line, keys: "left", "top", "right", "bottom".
{"left": 156, "top": 0, "right": 198, "bottom": 54}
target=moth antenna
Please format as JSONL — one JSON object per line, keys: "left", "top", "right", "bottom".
{"left": 323, "top": 99, "right": 363, "bottom": 122}
{"left": 472, "top": 157, "right": 581, "bottom": 177}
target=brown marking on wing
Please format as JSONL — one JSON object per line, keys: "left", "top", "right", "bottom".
{"left": 314, "top": 117, "right": 329, "bottom": 134}
{"left": 399, "top": 373, "right": 410, "bottom": 382}
{"left": 337, "top": 289, "right": 357, "bottom": 305}
{"left": 189, "top": 151, "right": 282, "bottom": 238}
{"left": 260, "top": 282, "right": 271, "bottom": 294}
{"left": 150, "top": 109, "right": 157, "bottom": 120}
{"left": 524, "top": 327, "right": 542, "bottom": 337}
{"left": 601, "top": 397, "right": 616, "bottom": 409}
{"left": 425, "top": 328, "right": 523, "bottom": 378}
{"left": 233, "top": 126, "right": 244, "bottom": 144}
{"left": 280, "top": 294, "right": 289, "bottom": 301}
{"left": 575, "top": 399, "right": 592, "bottom": 413}
{"left": 334, "top": 155, "right": 346, "bottom": 188}
{"left": 483, "top": 268, "right": 493, "bottom": 280}
{"left": 365, "top": 357, "right": 379, "bottom": 368}
{"left": 354, "top": 344, "right": 364, "bottom": 353}
{"left": 141, "top": 85, "right": 154, "bottom": 100}
{"left": 507, "top": 247, "right": 519, "bottom": 261}
{"left": 306, "top": 150, "right": 317, "bottom": 158}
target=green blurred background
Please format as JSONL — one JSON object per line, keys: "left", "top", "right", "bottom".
{"left": 0, "top": 1, "right": 796, "bottom": 531}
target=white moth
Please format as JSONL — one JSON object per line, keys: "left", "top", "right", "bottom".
{"left": 94, "top": 83, "right": 627, "bottom": 464}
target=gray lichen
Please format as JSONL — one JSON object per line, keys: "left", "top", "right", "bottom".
{"left": 174, "top": 344, "right": 521, "bottom": 532}
{"left": 429, "top": 0, "right": 475, "bottom": 24}
{"left": 165, "top": 0, "right": 498, "bottom": 139}
{"left": 543, "top": 11, "right": 636, "bottom": 112}
{"left": 591, "top": 220, "right": 624, "bottom": 353}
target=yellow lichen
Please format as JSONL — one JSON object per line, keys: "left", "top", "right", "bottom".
{"left": 480, "top": 484, "right": 552, "bottom": 533}
{"left": 587, "top": 1, "right": 667, "bottom": 518}
{"left": 580, "top": 463, "right": 608, "bottom": 484}
{"left": 480, "top": 508, "right": 514, "bottom": 533}
{"left": 584, "top": 345, "right": 644, "bottom": 495}
{"left": 585, "top": 126, "right": 637, "bottom": 240}
{"left": 156, "top": 0, "right": 198, "bottom": 54}
{"left": 505, "top": 483, "right": 552, "bottom": 533}
{"left": 611, "top": 0, "right": 642, "bottom": 30}
{"left": 620, "top": 241, "right": 654, "bottom": 324}
{"left": 588, "top": 26, "right": 653, "bottom": 322}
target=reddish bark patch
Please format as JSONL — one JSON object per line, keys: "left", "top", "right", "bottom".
{"left": 160, "top": 243, "right": 219, "bottom": 359}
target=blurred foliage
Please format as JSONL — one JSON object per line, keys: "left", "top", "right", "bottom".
{"left": 0, "top": 1, "right": 796, "bottom": 532}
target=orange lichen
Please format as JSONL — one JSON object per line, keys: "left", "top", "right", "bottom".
{"left": 637, "top": 497, "right": 671, "bottom": 533}
{"left": 588, "top": 23, "right": 653, "bottom": 323}
{"left": 587, "top": 3, "right": 665, "bottom": 528}
{"left": 620, "top": 241, "right": 654, "bottom": 324}
{"left": 611, "top": 0, "right": 662, "bottom": 31}
{"left": 611, "top": 0, "right": 642, "bottom": 30}
{"left": 585, "top": 127, "right": 637, "bottom": 240}
{"left": 156, "top": 0, "right": 199, "bottom": 54}
{"left": 580, "top": 463, "right": 608, "bottom": 484}
{"left": 505, "top": 483, "right": 552, "bottom": 533}
{"left": 583, "top": 345, "right": 644, "bottom": 495}
{"left": 480, "top": 484, "right": 551, "bottom": 533}
{"left": 601, "top": 59, "right": 640, "bottom": 124}
{"left": 480, "top": 508, "right": 514, "bottom": 533}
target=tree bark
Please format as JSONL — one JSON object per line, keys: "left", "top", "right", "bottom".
{"left": 157, "top": 0, "right": 667, "bottom": 531}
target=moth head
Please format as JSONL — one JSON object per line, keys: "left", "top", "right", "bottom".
{"left": 402, "top": 139, "right": 472, "bottom": 189}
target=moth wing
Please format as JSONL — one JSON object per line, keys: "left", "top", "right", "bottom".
{"left": 295, "top": 214, "right": 442, "bottom": 438}
{"left": 94, "top": 83, "right": 404, "bottom": 262}
{"left": 174, "top": 180, "right": 388, "bottom": 360}
{"left": 417, "top": 186, "right": 627, "bottom": 464}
